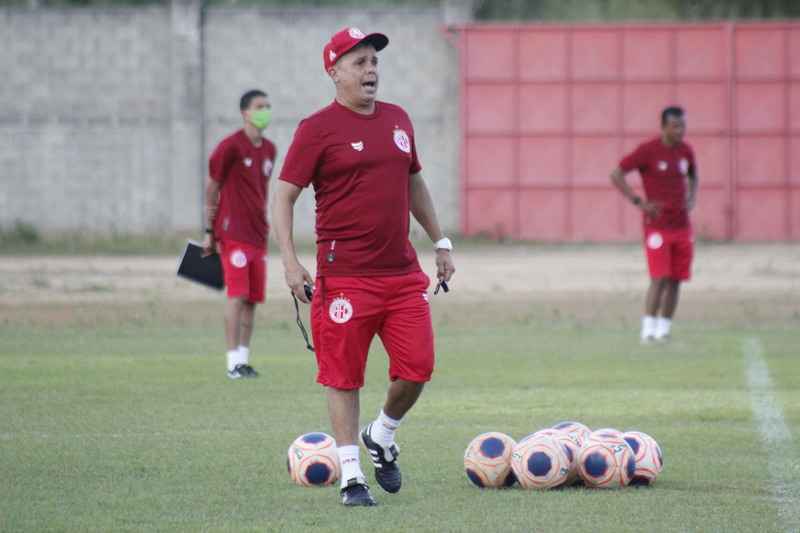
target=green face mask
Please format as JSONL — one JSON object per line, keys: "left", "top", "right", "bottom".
{"left": 249, "top": 108, "right": 272, "bottom": 130}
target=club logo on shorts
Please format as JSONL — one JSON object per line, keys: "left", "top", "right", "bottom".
{"left": 351, "top": 141, "right": 364, "bottom": 151}
{"left": 647, "top": 232, "right": 664, "bottom": 250}
{"left": 393, "top": 126, "right": 411, "bottom": 153}
{"left": 329, "top": 296, "right": 354, "bottom": 324}
{"left": 230, "top": 249, "right": 248, "bottom": 268}
{"left": 423, "top": 291, "right": 429, "bottom": 302}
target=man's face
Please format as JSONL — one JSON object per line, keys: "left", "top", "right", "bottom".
{"left": 244, "top": 95, "right": 270, "bottom": 117}
{"left": 331, "top": 44, "right": 379, "bottom": 109}
{"left": 661, "top": 114, "right": 686, "bottom": 147}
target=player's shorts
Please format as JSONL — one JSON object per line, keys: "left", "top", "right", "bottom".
{"left": 310, "top": 271, "right": 434, "bottom": 390}
{"left": 218, "top": 239, "right": 267, "bottom": 303}
{"left": 643, "top": 226, "right": 694, "bottom": 281}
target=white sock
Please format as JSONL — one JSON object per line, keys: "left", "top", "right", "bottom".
{"left": 337, "top": 445, "right": 364, "bottom": 487}
{"left": 655, "top": 317, "right": 672, "bottom": 339}
{"left": 641, "top": 315, "right": 657, "bottom": 340}
{"left": 227, "top": 349, "right": 245, "bottom": 371}
{"left": 238, "top": 345, "right": 250, "bottom": 365}
{"left": 371, "top": 410, "right": 402, "bottom": 448}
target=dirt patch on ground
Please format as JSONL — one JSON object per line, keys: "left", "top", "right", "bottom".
{"left": 1, "top": 242, "right": 798, "bottom": 328}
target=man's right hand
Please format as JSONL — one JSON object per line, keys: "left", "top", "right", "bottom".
{"left": 202, "top": 233, "right": 216, "bottom": 257}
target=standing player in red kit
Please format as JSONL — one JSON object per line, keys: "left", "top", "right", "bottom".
{"left": 272, "top": 28, "right": 455, "bottom": 506}
{"left": 610, "top": 106, "right": 698, "bottom": 344}
{"left": 203, "top": 89, "right": 277, "bottom": 378}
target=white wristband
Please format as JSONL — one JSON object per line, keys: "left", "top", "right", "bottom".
{"left": 433, "top": 237, "right": 453, "bottom": 251}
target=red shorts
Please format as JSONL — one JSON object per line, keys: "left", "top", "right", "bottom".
{"left": 219, "top": 240, "right": 267, "bottom": 302}
{"left": 310, "top": 271, "right": 434, "bottom": 390}
{"left": 643, "top": 227, "right": 694, "bottom": 281}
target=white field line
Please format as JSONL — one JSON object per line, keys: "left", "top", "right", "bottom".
{"left": 742, "top": 337, "right": 800, "bottom": 533}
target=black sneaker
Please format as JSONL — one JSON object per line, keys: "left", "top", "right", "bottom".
{"left": 340, "top": 478, "right": 376, "bottom": 507}
{"left": 360, "top": 423, "right": 401, "bottom": 493}
{"left": 227, "top": 364, "right": 260, "bottom": 379}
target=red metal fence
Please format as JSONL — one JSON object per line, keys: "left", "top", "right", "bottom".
{"left": 448, "top": 22, "right": 800, "bottom": 241}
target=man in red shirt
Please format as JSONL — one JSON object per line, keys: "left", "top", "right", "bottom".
{"left": 610, "top": 106, "right": 698, "bottom": 344}
{"left": 203, "top": 89, "right": 277, "bottom": 378}
{"left": 272, "top": 28, "right": 455, "bottom": 506}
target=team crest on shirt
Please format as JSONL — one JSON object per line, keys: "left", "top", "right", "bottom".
{"left": 329, "top": 295, "right": 354, "bottom": 324}
{"left": 658, "top": 161, "right": 668, "bottom": 171}
{"left": 243, "top": 157, "right": 253, "bottom": 167}
{"left": 393, "top": 126, "right": 411, "bottom": 153}
{"left": 679, "top": 158, "right": 689, "bottom": 176}
{"left": 230, "top": 249, "right": 247, "bottom": 268}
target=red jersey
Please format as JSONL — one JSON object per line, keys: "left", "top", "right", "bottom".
{"left": 209, "top": 130, "right": 276, "bottom": 247}
{"left": 619, "top": 137, "right": 696, "bottom": 230}
{"left": 279, "top": 100, "right": 422, "bottom": 277}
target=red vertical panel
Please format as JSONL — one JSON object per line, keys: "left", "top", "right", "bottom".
{"left": 465, "top": 189, "right": 515, "bottom": 239}
{"left": 464, "top": 137, "right": 515, "bottom": 187}
{"left": 676, "top": 26, "right": 727, "bottom": 78}
{"left": 692, "top": 188, "right": 729, "bottom": 240}
{"left": 464, "top": 29, "right": 517, "bottom": 80}
{"left": 735, "top": 27, "right": 785, "bottom": 78}
{"left": 735, "top": 83, "right": 787, "bottom": 132}
{"left": 517, "top": 190, "right": 568, "bottom": 241}
{"left": 465, "top": 84, "right": 517, "bottom": 134}
{"left": 571, "top": 136, "right": 621, "bottom": 186}
{"left": 457, "top": 22, "right": 799, "bottom": 242}
{"left": 689, "top": 136, "right": 729, "bottom": 188}
{"left": 571, "top": 29, "right": 621, "bottom": 80}
{"left": 676, "top": 82, "right": 728, "bottom": 133}
{"left": 736, "top": 136, "right": 787, "bottom": 186}
{"left": 570, "top": 190, "right": 621, "bottom": 241}
{"left": 791, "top": 136, "right": 800, "bottom": 186}
{"left": 519, "top": 28, "right": 568, "bottom": 81}
{"left": 736, "top": 190, "right": 788, "bottom": 240}
{"left": 518, "top": 137, "right": 568, "bottom": 186}
{"left": 571, "top": 84, "right": 622, "bottom": 133}
{"left": 519, "top": 83, "right": 568, "bottom": 133}
{"left": 623, "top": 83, "right": 674, "bottom": 133}
{"left": 623, "top": 28, "right": 672, "bottom": 81}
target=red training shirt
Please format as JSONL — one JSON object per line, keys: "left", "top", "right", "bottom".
{"left": 619, "top": 137, "right": 696, "bottom": 231}
{"left": 209, "top": 130, "right": 277, "bottom": 247}
{"left": 279, "top": 100, "right": 422, "bottom": 277}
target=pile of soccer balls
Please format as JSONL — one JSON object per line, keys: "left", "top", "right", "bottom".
{"left": 464, "top": 421, "right": 663, "bottom": 490}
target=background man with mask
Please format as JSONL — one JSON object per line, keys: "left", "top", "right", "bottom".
{"left": 203, "top": 89, "right": 277, "bottom": 378}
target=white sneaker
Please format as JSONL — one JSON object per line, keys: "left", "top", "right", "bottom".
{"left": 640, "top": 335, "right": 657, "bottom": 345}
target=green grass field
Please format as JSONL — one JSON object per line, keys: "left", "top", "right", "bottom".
{"left": 1, "top": 248, "right": 799, "bottom": 532}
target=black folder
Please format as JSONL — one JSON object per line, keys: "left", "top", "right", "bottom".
{"left": 176, "top": 240, "right": 225, "bottom": 290}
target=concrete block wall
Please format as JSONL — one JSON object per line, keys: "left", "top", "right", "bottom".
{"left": 0, "top": 2, "right": 465, "bottom": 241}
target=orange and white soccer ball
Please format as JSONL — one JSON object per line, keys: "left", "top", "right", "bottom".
{"left": 578, "top": 430, "right": 635, "bottom": 489}
{"left": 622, "top": 431, "right": 663, "bottom": 486}
{"left": 527, "top": 428, "right": 583, "bottom": 485}
{"left": 464, "top": 432, "right": 517, "bottom": 488}
{"left": 511, "top": 432, "right": 571, "bottom": 490}
{"left": 551, "top": 420, "right": 592, "bottom": 444}
{"left": 287, "top": 432, "right": 340, "bottom": 487}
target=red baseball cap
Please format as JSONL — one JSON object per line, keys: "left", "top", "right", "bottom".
{"left": 323, "top": 27, "right": 389, "bottom": 71}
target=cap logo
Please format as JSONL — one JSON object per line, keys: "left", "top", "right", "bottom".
{"left": 348, "top": 28, "right": 366, "bottom": 39}
{"left": 328, "top": 50, "right": 337, "bottom": 63}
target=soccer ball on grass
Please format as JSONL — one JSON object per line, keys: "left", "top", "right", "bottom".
{"left": 464, "top": 432, "right": 517, "bottom": 488}
{"left": 287, "top": 432, "right": 340, "bottom": 487}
